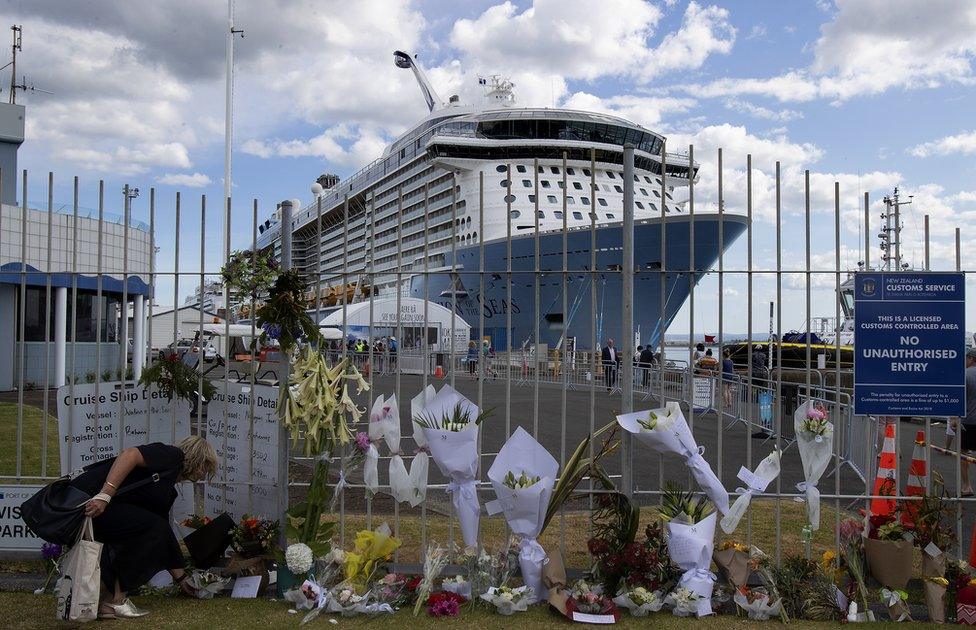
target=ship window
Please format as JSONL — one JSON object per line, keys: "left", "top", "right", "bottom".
{"left": 537, "top": 210, "right": 545, "bottom": 218}
{"left": 554, "top": 210, "right": 564, "bottom": 219}
{"left": 500, "top": 179, "right": 510, "bottom": 188}
{"left": 640, "top": 188, "right": 648, "bottom": 196}
{"left": 590, "top": 212, "right": 598, "bottom": 220}
{"left": 606, "top": 171, "right": 615, "bottom": 179}
{"left": 602, "top": 184, "right": 610, "bottom": 192}
{"left": 607, "top": 214, "right": 615, "bottom": 219}
{"left": 528, "top": 194, "right": 536, "bottom": 203}
{"left": 573, "top": 212, "right": 583, "bottom": 220}
{"left": 522, "top": 179, "right": 532, "bottom": 187}
{"left": 666, "top": 192, "right": 673, "bottom": 200}
{"left": 567, "top": 197, "right": 576, "bottom": 205}
{"left": 566, "top": 168, "right": 575, "bottom": 175}
{"left": 644, "top": 176, "right": 652, "bottom": 183}
{"left": 614, "top": 185, "right": 622, "bottom": 193}
{"left": 516, "top": 165, "right": 527, "bottom": 173}
{"left": 557, "top": 181, "right": 565, "bottom": 189}
{"left": 633, "top": 174, "right": 639, "bottom": 182}
{"left": 504, "top": 194, "right": 516, "bottom": 203}
{"left": 582, "top": 168, "right": 591, "bottom": 177}
{"left": 655, "top": 178, "right": 662, "bottom": 186}
{"left": 581, "top": 197, "right": 590, "bottom": 205}
{"left": 510, "top": 210, "right": 521, "bottom": 219}
{"left": 636, "top": 201, "right": 644, "bottom": 209}
{"left": 400, "top": 148, "right": 406, "bottom": 159}
{"left": 550, "top": 166, "right": 559, "bottom": 175}
{"left": 538, "top": 165, "right": 545, "bottom": 173}
{"left": 541, "top": 180, "right": 551, "bottom": 188}
{"left": 653, "top": 190, "right": 661, "bottom": 197}
{"left": 547, "top": 195, "right": 558, "bottom": 203}
{"left": 648, "top": 202, "right": 657, "bottom": 212}
{"left": 473, "top": 231, "right": 478, "bottom": 239}
{"left": 573, "top": 182, "right": 583, "bottom": 190}
{"left": 598, "top": 198, "right": 608, "bottom": 207}
{"left": 496, "top": 165, "right": 508, "bottom": 173}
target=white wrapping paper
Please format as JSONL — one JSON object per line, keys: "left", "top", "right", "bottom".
{"left": 418, "top": 385, "right": 482, "bottom": 548}
{"left": 617, "top": 403, "right": 729, "bottom": 515}
{"left": 793, "top": 400, "right": 833, "bottom": 530}
{"left": 371, "top": 394, "right": 429, "bottom": 506}
{"left": 733, "top": 590, "right": 783, "bottom": 620}
{"left": 410, "top": 385, "right": 435, "bottom": 450}
{"left": 485, "top": 426, "right": 558, "bottom": 602}
{"left": 666, "top": 512, "right": 717, "bottom": 617}
{"left": 720, "top": 450, "right": 781, "bottom": 534}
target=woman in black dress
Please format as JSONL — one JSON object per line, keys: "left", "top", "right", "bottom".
{"left": 72, "top": 435, "right": 218, "bottom": 619}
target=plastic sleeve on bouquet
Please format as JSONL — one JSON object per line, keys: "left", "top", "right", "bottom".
{"left": 721, "top": 451, "right": 780, "bottom": 534}
{"left": 666, "top": 513, "right": 717, "bottom": 618}
{"left": 363, "top": 443, "right": 380, "bottom": 497}
{"left": 425, "top": 426, "right": 481, "bottom": 548}
{"left": 792, "top": 401, "right": 833, "bottom": 531}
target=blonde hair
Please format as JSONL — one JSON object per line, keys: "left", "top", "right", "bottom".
{"left": 178, "top": 435, "right": 218, "bottom": 481}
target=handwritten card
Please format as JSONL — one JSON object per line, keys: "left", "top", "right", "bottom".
{"left": 231, "top": 575, "right": 263, "bottom": 599}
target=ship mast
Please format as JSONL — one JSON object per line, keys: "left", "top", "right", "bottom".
{"left": 880, "top": 187, "right": 912, "bottom": 270}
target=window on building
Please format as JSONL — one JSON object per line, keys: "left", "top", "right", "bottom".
{"left": 665, "top": 192, "right": 673, "bottom": 200}
{"left": 550, "top": 166, "right": 559, "bottom": 175}
{"left": 644, "top": 176, "right": 652, "bottom": 183}
{"left": 648, "top": 202, "right": 657, "bottom": 212}
{"left": 547, "top": 195, "right": 558, "bottom": 203}
{"left": 573, "top": 181, "right": 583, "bottom": 190}
{"left": 614, "top": 185, "right": 622, "bottom": 193}
{"left": 500, "top": 179, "right": 510, "bottom": 188}
{"left": 516, "top": 164, "right": 527, "bottom": 173}
{"left": 496, "top": 165, "right": 508, "bottom": 173}
{"left": 567, "top": 197, "right": 576, "bottom": 205}
{"left": 582, "top": 168, "right": 591, "bottom": 177}
{"left": 504, "top": 194, "right": 516, "bottom": 203}
{"left": 573, "top": 211, "right": 583, "bottom": 220}
{"left": 557, "top": 181, "right": 565, "bottom": 189}
{"left": 541, "top": 180, "right": 551, "bottom": 188}
{"left": 537, "top": 210, "right": 545, "bottom": 218}
{"left": 566, "top": 167, "right": 575, "bottom": 175}
{"left": 653, "top": 190, "right": 661, "bottom": 197}
{"left": 598, "top": 198, "right": 608, "bottom": 206}
{"left": 607, "top": 213, "right": 615, "bottom": 219}
{"left": 606, "top": 171, "right": 615, "bottom": 179}
{"left": 522, "top": 179, "right": 532, "bottom": 187}
{"left": 528, "top": 194, "right": 536, "bottom": 203}
{"left": 581, "top": 197, "right": 590, "bottom": 205}
{"left": 554, "top": 210, "right": 564, "bottom": 219}
{"left": 636, "top": 201, "right": 644, "bottom": 209}
{"left": 640, "top": 188, "right": 648, "bottom": 196}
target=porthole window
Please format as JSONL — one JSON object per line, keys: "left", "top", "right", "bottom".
{"left": 500, "top": 179, "right": 510, "bottom": 188}
{"left": 510, "top": 210, "right": 521, "bottom": 219}
{"left": 504, "top": 194, "right": 516, "bottom": 203}
{"left": 554, "top": 210, "right": 564, "bottom": 219}
{"left": 653, "top": 190, "right": 661, "bottom": 197}
{"left": 495, "top": 165, "right": 508, "bottom": 173}
{"left": 607, "top": 213, "right": 615, "bottom": 219}
{"left": 614, "top": 185, "right": 622, "bottom": 193}
{"left": 636, "top": 201, "right": 644, "bottom": 209}
{"left": 522, "top": 179, "right": 532, "bottom": 187}
{"left": 557, "top": 181, "right": 565, "bottom": 189}
{"left": 566, "top": 168, "right": 575, "bottom": 175}
{"left": 572, "top": 212, "right": 583, "bottom": 220}
{"left": 582, "top": 168, "right": 591, "bottom": 177}
{"left": 541, "top": 180, "right": 551, "bottom": 188}
{"left": 567, "top": 197, "right": 576, "bottom": 205}
{"left": 550, "top": 166, "right": 559, "bottom": 175}
{"left": 581, "top": 197, "right": 590, "bottom": 206}
{"left": 516, "top": 165, "right": 527, "bottom": 173}
{"left": 537, "top": 210, "right": 545, "bottom": 219}
{"left": 606, "top": 171, "right": 615, "bottom": 179}
{"left": 528, "top": 194, "right": 536, "bottom": 203}
{"left": 648, "top": 202, "right": 657, "bottom": 212}
{"left": 573, "top": 182, "right": 583, "bottom": 190}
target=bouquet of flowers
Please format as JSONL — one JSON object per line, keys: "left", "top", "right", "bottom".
{"left": 426, "top": 591, "right": 467, "bottom": 617}
{"left": 186, "top": 570, "right": 231, "bottom": 599}
{"left": 865, "top": 510, "right": 913, "bottom": 621}
{"left": 659, "top": 484, "right": 717, "bottom": 617}
{"left": 713, "top": 540, "right": 750, "bottom": 589}
{"left": 566, "top": 580, "right": 620, "bottom": 620}
{"left": 793, "top": 400, "right": 833, "bottom": 530}
{"left": 486, "top": 426, "right": 558, "bottom": 602}
{"left": 343, "top": 523, "right": 402, "bottom": 590}
{"left": 733, "top": 585, "right": 782, "bottom": 620}
{"left": 481, "top": 585, "right": 533, "bottom": 615}
{"left": 912, "top": 472, "right": 954, "bottom": 623}
{"left": 663, "top": 586, "right": 703, "bottom": 617}
{"left": 35, "top": 543, "right": 63, "bottom": 595}
{"left": 617, "top": 403, "right": 729, "bottom": 515}
{"left": 230, "top": 514, "right": 279, "bottom": 558}
{"left": 285, "top": 542, "right": 314, "bottom": 576}
{"left": 180, "top": 514, "right": 212, "bottom": 529}
{"left": 138, "top": 352, "right": 215, "bottom": 403}
{"left": 612, "top": 586, "right": 664, "bottom": 617}
{"left": 326, "top": 585, "right": 367, "bottom": 616}
{"left": 369, "top": 394, "right": 429, "bottom": 506}
{"left": 748, "top": 546, "right": 789, "bottom": 623}
{"left": 373, "top": 573, "right": 417, "bottom": 609}
{"left": 441, "top": 574, "right": 471, "bottom": 599}
{"left": 720, "top": 450, "right": 780, "bottom": 534}
{"left": 588, "top": 521, "right": 680, "bottom": 595}
{"left": 413, "top": 544, "right": 450, "bottom": 616}
{"left": 838, "top": 517, "right": 874, "bottom": 622}
{"left": 413, "top": 385, "right": 491, "bottom": 548}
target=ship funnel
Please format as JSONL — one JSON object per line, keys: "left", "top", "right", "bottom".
{"left": 394, "top": 50, "right": 444, "bottom": 112}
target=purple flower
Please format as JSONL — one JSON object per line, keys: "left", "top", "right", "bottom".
{"left": 262, "top": 323, "right": 281, "bottom": 340}
{"left": 41, "top": 543, "right": 62, "bottom": 560}
{"left": 430, "top": 599, "right": 460, "bottom": 617}
{"left": 355, "top": 431, "right": 371, "bottom": 453}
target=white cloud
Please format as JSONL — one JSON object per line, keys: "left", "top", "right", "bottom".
{"left": 241, "top": 125, "right": 388, "bottom": 168}
{"left": 561, "top": 92, "right": 697, "bottom": 129}
{"left": 746, "top": 24, "right": 767, "bottom": 40}
{"left": 723, "top": 98, "right": 803, "bottom": 122}
{"left": 678, "top": 0, "right": 976, "bottom": 103}
{"left": 910, "top": 130, "right": 976, "bottom": 157}
{"left": 158, "top": 172, "right": 212, "bottom": 188}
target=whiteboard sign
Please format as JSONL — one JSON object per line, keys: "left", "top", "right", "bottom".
{"left": 0, "top": 485, "right": 44, "bottom": 551}
{"left": 204, "top": 381, "right": 280, "bottom": 520}
{"left": 56, "top": 381, "right": 194, "bottom": 522}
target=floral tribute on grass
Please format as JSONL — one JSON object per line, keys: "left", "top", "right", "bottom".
{"left": 230, "top": 515, "right": 279, "bottom": 559}
{"left": 659, "top": 484, "right": 717, "bottom": 617}
{"left": 480, "top": 585, "right": 534, "bottom": 615}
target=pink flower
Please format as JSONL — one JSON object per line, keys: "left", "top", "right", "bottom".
{"left": 355, "top": 431, "right": 371, "bottom": 452}
{"left": 839, "top": 518, "right": 863, "bottom": 543}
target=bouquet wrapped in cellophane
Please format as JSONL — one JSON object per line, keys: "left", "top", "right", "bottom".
{"left": 617, "top": 403, "right": 728, "bottom": 515}
{"left": 413, "top": 385, "right": 491, "bottom": 548}
{"left": 486, "top": 427, "right": 558, "bottom": 603}
{"left": 660, "top": 484, "right": 717, "bottom": 617}
{"left": 793, "top": 400, "right": 833, "bottom": 530}
{"left": 368, "top": 394, "right": 428, "bottom": 506}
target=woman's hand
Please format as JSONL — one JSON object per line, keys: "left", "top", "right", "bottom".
{"left": 178, "top": 579, "right": 199, "bottom": 597}
{"left": 84, "top": 498, "right": 108, "bottom": 518}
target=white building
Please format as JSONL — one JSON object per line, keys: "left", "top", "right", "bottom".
{"left": 147, "top": 305, "right": 221, "bottom": 354}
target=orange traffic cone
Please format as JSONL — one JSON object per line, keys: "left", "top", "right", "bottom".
{"left": 434, "top": 364, "right": 444, "bottom": 378}
{"left": 870, "top": 422, "right": 897, "bottom": 517}
{"left": 902, "top": 430, "right": 927, "bottom": 526}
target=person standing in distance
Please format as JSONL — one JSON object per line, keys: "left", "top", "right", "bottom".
{"left": 601, "top": 338, "right": 620, "bottom": 392}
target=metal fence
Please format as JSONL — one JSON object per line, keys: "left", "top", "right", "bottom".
{"left": 0, "top": 143, "right": 972, "bottom": 574}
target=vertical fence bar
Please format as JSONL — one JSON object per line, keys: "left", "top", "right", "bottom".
{"left": 248, "top": 199, "right": 258, "bottom": 515}
{"left": 533, "top": 157, "right": 540, "bottom": 439}
{"left": 93, "top": 182, "right": 104, "bottom": 474}
{"left": 41, "top": 172, "right": 53, "bottom": 478}
{"left": 686, "top": 145, "right": 694, "bottom": 461}
{"left": 746, "top": 156, "right": 755, "bottom": 546}
{"left": 277, "top": 198, "right": 293, "bottom": 548}
{"left": 658, "top": 141, "right": 667, "bottom": 495}
{"left": 716, "top": 148, "right": 724, "bottom": 488}
{"left": 15, "top": 169, "right": 26, "bottom": 477}
{"left": 171, "top": 192, "right": 180, "bottom": 445}
{"left": 68, "top": 177, "right": 79, "bottom": 473}
{"left": 118, "top": 185, "right": 131, "bottom": 457}
{"left": 833, "top": 181, "right": 842, "bottom": 555}
{"left": 621, "top": 145, "right": 635, "bottom": 497}
{"left": 221, "top": 194, "right": 231, "bottom": 510}
{"left": 588, "top": 149, "right": 596, "bottom": 517}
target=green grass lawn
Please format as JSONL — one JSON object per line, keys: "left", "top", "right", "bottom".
{"left": 0, "top": 591, "right": 948, "bottom": 630}
{"left": 0, "top": 402, "right": 60, "bottom": 480}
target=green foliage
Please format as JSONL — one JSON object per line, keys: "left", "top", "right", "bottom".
{"left": 138, "top": 354, "right": 216, "bottom": 403}
{"left": 412, "top": 401, "right": 494, "bottom": 430}
{"left": 773, "top": 555, "right": 818, "bottom": 620}
{"left": 255, "top": 270, "right": 321, "bottom": 354}
{"left": 221, "top": 249, "right": 279, "bottom": 298}
{"left": 542, "top": 420, "right": 618, "bottom": 534}
{"left": 659, "top": 483, "right": 715, "bottom": 524}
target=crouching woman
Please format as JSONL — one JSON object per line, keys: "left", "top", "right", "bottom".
{"left": 71, "top": 436, "right": 218, "bottom": 619}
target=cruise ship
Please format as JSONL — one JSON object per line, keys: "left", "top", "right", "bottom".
{"left": 254, "top": 52, "right": 748, "bottom": 351}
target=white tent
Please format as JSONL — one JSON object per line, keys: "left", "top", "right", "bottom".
{"left": 317, "top": 297, "right": 470, "bottom": 351}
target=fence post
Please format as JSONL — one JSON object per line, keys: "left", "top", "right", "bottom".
{"left": 276, "top": 199, "right": 294, "bottom": 547}
{"left": 621, "top": 144, "right": 635, "bottom": 497}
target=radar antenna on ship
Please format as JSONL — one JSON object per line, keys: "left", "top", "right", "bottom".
{"left": 394, "top": 50, "right": 444, "bottom": 112}
{"left": 478, "top": 74, "right": 516, "bottom": 106}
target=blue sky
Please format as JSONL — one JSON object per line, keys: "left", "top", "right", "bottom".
{"left": 4, "top": 0, "right": 975, "bottom": 335}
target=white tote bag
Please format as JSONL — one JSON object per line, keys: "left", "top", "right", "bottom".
{"left": 56, "top": 517, "right": 102, "bottom": 623}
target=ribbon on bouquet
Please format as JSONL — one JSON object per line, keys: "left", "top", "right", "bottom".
{"left": 795, "top": 481, "right": 822, "bottom": 530}
{"left": 445, "top": 478, "right": 480, "bottom": 547}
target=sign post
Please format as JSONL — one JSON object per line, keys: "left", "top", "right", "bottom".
{"left": 854, "top": 272, "right": 966, "bottom": 417}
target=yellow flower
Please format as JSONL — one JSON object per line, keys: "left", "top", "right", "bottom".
{"left": 925, "top": 577, "right": 949, "bottom": 587}
{"left": 720, "top": 540, "right": 749, "bottom": 553}
{"left": 343, "top": 523, "right": 402, "bottom": 590}
{"left": 821, "top": 550, "right": 836, "bottom": 569}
